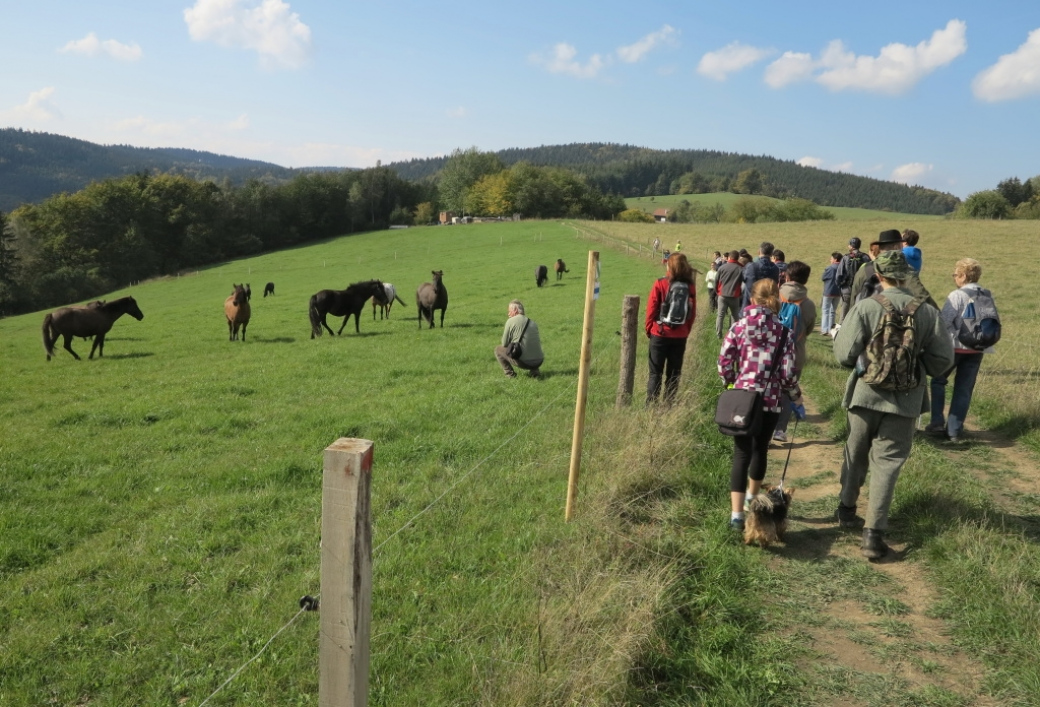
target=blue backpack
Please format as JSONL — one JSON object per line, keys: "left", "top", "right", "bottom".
{"left": 778, "top": 293, "right": 804, "bottom": 337}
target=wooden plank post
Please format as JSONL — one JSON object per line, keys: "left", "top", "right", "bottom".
{"left": 320, "top": 438, "right": 373, "bottom": 707}
{"left": 616, "top": 295, "right": 640, "bottom": 408}
{"left": 566, "top": 251, "right": 599, "bottom": 522}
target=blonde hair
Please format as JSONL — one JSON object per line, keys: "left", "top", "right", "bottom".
{"left": 750, "top": 279, "right": 780, "bottom": 314}
{"left": 954, "top": 258, "right": 981, "bottom": 284}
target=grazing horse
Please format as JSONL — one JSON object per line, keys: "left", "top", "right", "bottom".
{"left": 535, "top": 265, "right": 548, "bottom": 287}
{"left": 417, "top": 270, "right": 448, "bottom": 329}
{"left": 372, "top": 282, "right": 407, "bottom": 320}
{"left": 42, "top": 296, "right": 144, "bottom": 361}
{"left": 554, "top": 259, "right": 569, "bottom": 280}
{"left": 310, "top": 280, "right": 387, "bottom": 338}
{"left": 225, "top": 284, "right": 251, "bottom": 341}
{"left": 263, "top": 282, "right": 275, "bottom": 297}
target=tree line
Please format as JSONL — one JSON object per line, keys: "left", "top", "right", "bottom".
{"left": 958, "top": 175, "right": 1040, "bottom": 219}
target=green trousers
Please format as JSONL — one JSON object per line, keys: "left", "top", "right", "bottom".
{"left": 839, "top": 407, "right": 916, "bottom": 531}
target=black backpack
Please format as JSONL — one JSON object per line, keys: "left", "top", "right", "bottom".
{"left": 840, "top": 252, "right": 869, "bottom": 288}
{"left": 658, "top": 280, "right": 691, "bottom": 327}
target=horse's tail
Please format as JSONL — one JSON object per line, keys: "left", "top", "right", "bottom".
{"left": 309, "top": 295, "right": 322, "bottom": 337}
{"left": 394, "top": 293, "right": 406, "bottom": 307}
{"left": 42, "top": 313, "right": 56, "bottom": 361}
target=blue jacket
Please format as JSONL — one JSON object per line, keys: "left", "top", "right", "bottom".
{"left": 742, "top": 257, "right": 780, "bottom": 308}
{"left": 822, "top": 263, "right": 841, "bottom": 297}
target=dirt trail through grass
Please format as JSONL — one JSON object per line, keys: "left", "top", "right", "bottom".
{"left": 759, "top": 392, "right": 1027, "bottom": 706}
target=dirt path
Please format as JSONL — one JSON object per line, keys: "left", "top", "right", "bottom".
{"left": 758, "top": 396, "right": 1035, "bottom": 705}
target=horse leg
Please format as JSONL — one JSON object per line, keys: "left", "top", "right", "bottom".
{"left": 336, "top": 316, "right": 349, "bottom": 336}
{"left": 62, "top": 333, "right": 82, "bottom": 360}
{"left": 439, "top": 307, "right": 445, "bottom": 328}
{"left": 228, "top": 317, "right": 234, "bottom": 341}
{"left": 89, "top": 333, "right": 104, "bottom": 359}
{"left": 354, "top": 312, "right": 361, "bottom": 334}
{"left": 241, "top": 321, "right": 247, "bottom": 342}
{"left": 321, "top": 315, "right": 335, "bottom": 337}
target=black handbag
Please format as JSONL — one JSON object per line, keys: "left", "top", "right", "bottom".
{"left": 506, "top": 317, "right": 531, "bottom": 360}
{"left": 715, "top": 327, "right": 789, "bottom": 436}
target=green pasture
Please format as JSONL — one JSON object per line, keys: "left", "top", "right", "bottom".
{"left": 0, "top": 222, "right": 669, "bottom": 706}
{"left": 625, "top": 193, "right": 946, "bottom": 221}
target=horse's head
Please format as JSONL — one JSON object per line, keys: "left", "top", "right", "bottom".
{"left": 432, "top": 270, "right": 443, "bottom": 284}
{"left": 231, "top": 285, "right": 247, "bottom": 307}
{"left": 371, "top": 280, "right": 389, "bottom": 304}
{"left": 120, "top": 296, "right": 145, "bottom": 320}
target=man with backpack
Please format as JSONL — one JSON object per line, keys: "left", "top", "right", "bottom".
{"left": 645, "top": 252, "right": 696, "bottom": 405}
{"left": 926, "top": 258, "right": 1000, "bottom": 443}
{"left": 851, "top": 229, "right": 937, "bottom": 310}
{"left": 836, "top": 237, "right": 871, "bottom": 324}
{"left": 833, "top": 251, "right": 954, "bottom": 560}
{"left": 741, "top": 242, "right": 780, "bottom": 310}
{"left": 772, "top": 261, "right": 816, "bottom": 443}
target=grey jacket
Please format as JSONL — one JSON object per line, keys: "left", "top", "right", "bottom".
{"left": 833, "top": 287, "right": 954, "bottom": 417}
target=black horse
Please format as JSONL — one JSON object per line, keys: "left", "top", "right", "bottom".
{"left": 535, "top": 265, "right": 548, "bottom": 287}
{"left": 42, "top": 296, "right": 145, "bottom": 361}
{"left": 417, "top": 270, "right": 448, "bottom": 329}
{"left": 310, "top": 280, "right": 388, "bottom": 338}
{"left": 263, "top": 282, "right": 275, "bottom": 297}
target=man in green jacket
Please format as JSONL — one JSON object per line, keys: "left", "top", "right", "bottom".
{"left": 852, "top": 229, "right": 937, "bottom": 309}
{"left": 495, "top": 300, "right": 544, "bottom": 378}
{"left": 833, "top": 251, "right": 954, "bottom": 560}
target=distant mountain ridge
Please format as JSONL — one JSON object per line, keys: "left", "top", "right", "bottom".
{"left": 388, "top": 143, "right": 960, "bottom": 215}
{"left": 0, "top": 128, "right": 304, "bottom": 211}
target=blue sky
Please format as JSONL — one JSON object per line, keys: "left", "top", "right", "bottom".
{"left": 2, "top": 0, "right": 1039, "bottom": 198}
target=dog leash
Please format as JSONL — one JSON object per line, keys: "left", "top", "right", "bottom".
{"left": 777, "top": 417, "right": 799, "bottom": 491}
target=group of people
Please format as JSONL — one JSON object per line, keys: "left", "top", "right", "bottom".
{"left": 651, "top": 231, "right": 997, "bottom": 561}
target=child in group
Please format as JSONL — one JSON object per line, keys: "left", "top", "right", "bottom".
{"left": 705, "top": 260, "right": 719, "bottom": 312}
{"left": 821, "top": 252, "right": 842, "bottom": 335}
{"left": 902, "top": 230, "right": 922, "bottom": 272}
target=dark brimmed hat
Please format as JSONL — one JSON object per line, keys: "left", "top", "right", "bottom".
{"left": 874, "top": 251, "right": 911, "bottom": 280}
{"left": 871, "top": 229, "right": 903, "bottom": 247}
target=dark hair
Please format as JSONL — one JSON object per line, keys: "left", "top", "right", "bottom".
{"left": 772, "top": 249, "right": 785, "bottom": 262}
{"left": 902, "top": 229, "right": 920, "bottom": 246}
{"left": 666, "top": 252, "right": 694, "bottom": 283}
{"left": 831, "top": 251, "right": 843, "bottom": 261}
{"left": 729, "top": 250, "right": 741, "bottom": 259}
{"left": 760, "top": 242, "right": 775, "bottom": 256}
{"left": 786, "top": 261, "right": 810, "bottom": 284}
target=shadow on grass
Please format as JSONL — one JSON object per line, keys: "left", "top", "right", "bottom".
{"left": 104, "top": 352, "right": 154, "bottom": 360}
{"left": 893, "top": 489, "right": 1040, "bottom": 547}
{"left": 251, "top": 336, "right": 296, "bottom": 344}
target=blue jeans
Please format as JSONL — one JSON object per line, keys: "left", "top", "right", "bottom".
{"left": 821, "top": 296, "right": 839, "bottom": 334}
{"left": 930, "top": 352, "right": 984, "bottom": 438}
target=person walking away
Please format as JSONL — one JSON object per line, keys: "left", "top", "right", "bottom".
{"left": 645, "top": 252, "right": 696, "bottom": 404}
{"left": 705, "top": 260, "right": 719, "bottom": 313}
{"left": 718, "top": 279, "right": 799, "bottom": 530}
{"left": 653, "top": 237, "right": 661, "bottom": 256}
{"left": 674, "top": 240, "right": 682, "bottom": 253}
{"left": 495, "top": 300, "right": 544, "bottom": 378}
{"left": 715, "top": 251, "right": 744, "bottom": 338}
{"left": 852, "top": 230, "right": 936, "bottom": 309}
{"left": 836, "top": 237, "right": 871, "bottom": 324}
{"left": 772, "top": 261, "right": 815, "bottom": 442}
{"left": 926, "top": 258, "right": 999, "bottom": 442}
{"left": 741, "top": 242, "right": 780, "bottom": 310}
{"left": 772, "top": 249, "right": 788, "bottom": 284}
{"left": 821, "top": 252, "right": 842, "bottom": 335}
{"left": 833, "top": 251, "right": 954, "bottom": 560}
{"left": 902, "top": 230, "right": 923, "bottom": 272}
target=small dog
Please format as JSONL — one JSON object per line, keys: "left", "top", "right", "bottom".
{"left": 744, "top": 485, "right": 795, "bottom": 548}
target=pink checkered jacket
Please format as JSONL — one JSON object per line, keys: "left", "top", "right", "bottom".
{"left": 718, "top": 306, "right": 799, "bottom": 413}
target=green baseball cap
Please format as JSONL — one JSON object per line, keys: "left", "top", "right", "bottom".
{"left": 874, "top": 250, "right": 911, "bottom": 280}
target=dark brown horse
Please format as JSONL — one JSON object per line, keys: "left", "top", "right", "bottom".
{"left": 225, "top": 284, "right": 251, "bottom": 341}
{"left": 263, "top": 282, "right": 275, "bottom": 297}
{"left": 417, "top": 270, "right": 448, "bottom": 329}
{"left": 535, "top": 265, "right": 548, "bottom": 287}
{"left": 554, "top": 259, "right": 569, "bottom": 280}
{"left": 310, "top": 280, "right": 387, "bottom": 338}
{"left": 42, "top": 296, "right": 144, "bottom": 361}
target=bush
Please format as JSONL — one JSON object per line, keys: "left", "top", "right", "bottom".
{"left": 618, "top": 208, "right": 654, "bottom": 223}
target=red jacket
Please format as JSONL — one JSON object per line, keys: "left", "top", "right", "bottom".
{"left": 645, "top": 277, "right": 696, "bottom": 338}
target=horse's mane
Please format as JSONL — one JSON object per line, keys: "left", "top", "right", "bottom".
{"left": 99, "top": 296, "right": 135, "bottom": 312}
{"left": 346, "top": 279, "right": 382, "bottom": 291}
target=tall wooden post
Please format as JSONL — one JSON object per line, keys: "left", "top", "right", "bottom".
{"left": 616, "top": 295, "right": 640, "bottom": 408}
{"left": 566, "top": 251, "right": 599, "bottom": 522}
{"left": 320, "top": 438, "right": 373, "bottom": 707}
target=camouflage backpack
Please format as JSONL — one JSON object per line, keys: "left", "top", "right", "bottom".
{"left": 859, "top": 293, "right": 921, "bottom": 391}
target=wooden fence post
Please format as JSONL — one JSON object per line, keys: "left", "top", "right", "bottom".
{"left": 616, "top": 295, "right": 640, "bottom": 408}
{"left": 320, "top": 438, "right": 374, "bottom": 707}
{"left": 566, "top": 251, "right": 599, "bottom": 522}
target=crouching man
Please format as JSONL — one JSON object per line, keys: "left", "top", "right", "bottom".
{"left": 832, "top": 251, "right": 953, "bottom": 560}
{"left": 495, "top": 299, "right": 544, "bottom": 378}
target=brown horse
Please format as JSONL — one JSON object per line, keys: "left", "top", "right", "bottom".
{"left": 554, "top": 259, "right": 569, "bottom": 280}
{"left": 417, "top": 270, "right": 448, "bottom": 329}
{"left": 42, "top": 296, "right": 144, "bottom": 361}
{"left": 225, "top": 284, "right": 251, "bottom": 341}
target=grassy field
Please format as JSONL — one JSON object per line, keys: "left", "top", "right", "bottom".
{"left": 3, "top": 218, "right": 1038, "bottom": 706}
{"left": 625, "top": 193, "right": 946, "bottom": 221}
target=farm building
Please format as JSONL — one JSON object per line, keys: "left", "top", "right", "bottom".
{"left": 653, "top": 208, "right": 669, "bottom": 223}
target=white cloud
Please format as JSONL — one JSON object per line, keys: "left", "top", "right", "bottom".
{"left": 972, "top": 27, "right": 1040, "bottom": 101}
{"left": 115, "top": 115, "right": 191, "bottom": 139}
{"left": 184, "top": 0, "right": 311, "bottom": 69}
{"left": 767, "top": 19, "right": 966, "bottom": 94}
{"left": 698, "top": 42, "right": 772, "bottom": 81}
{"left": 891, "top": 162, "right": 933, "bottom": 184}
{"left": 797, "top": 156, "right": 823, "bottom": 168}
{"left": 0, "top": 87, "right": 61, "bottom": 123}
{"left": 765, "top": 51, "right": 816, "bottom": 88}
{"left": 617, "top": 25, "right": 677, "bottom": 63}
{"left": 531, "top": 43, "right": 607, "bottom": 79}
{"left": 446, "top": 106, "right": 467, "bottom": 118}
{"left": 796, "top": 156, "right": 855, "bottom": 173}
{"left": 228, "top": 114, "right": 250, "bottom": 130}
{"left": 59, "top": 32, "right": 143, "bottom": 61}
{"left": 833, "top": 161, "right": 854, "bottom": 172}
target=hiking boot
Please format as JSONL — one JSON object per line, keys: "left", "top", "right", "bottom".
{"left": 835, "top": 504, "right": 864, "bottom": 529}
{"left": 772, "top": 431, "right": 788, "bottom": 443}
{"left": 729, "top": 517, "right": 745, "bottom": 531}
{"left": 861, "top": 529, "right": 890, "bottom": 560}
{"left": 503, "top": 370, "right": 517, "bottom": 379}
{"left": 924, "top": 422, "right": 946, "bottom": 437}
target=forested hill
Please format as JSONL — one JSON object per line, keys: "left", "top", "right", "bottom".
{"left": 389, "top": 143, "right": 960, "bottom": 215}
{"left": 0, "top": 128, "right": 300, "bottom": 211}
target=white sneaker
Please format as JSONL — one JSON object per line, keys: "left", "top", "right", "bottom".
{"left": 772, "top": 431, "right": 788, "bottom": 443}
